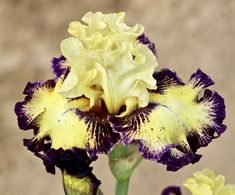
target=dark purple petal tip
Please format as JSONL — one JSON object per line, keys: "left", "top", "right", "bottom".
{"left": 51, "top": 55, "right": 69, "bottom": 77}
{"left": 189, "top": 69, "right": 215, "bottom": 89}
{"left": 15, "top": 102, "right": 29, "bottom": 130}
{"left": 23, "top": 81, "right": 42, "bottom": 96}
{"left": 137, "top": 142, "right": 177, "bottom": 160}
{"left": 185, "top": 89, "right": 226, "bottom": 153}
{"left": 152, "top": 69, "right": 184, "bottom": 93}
{"left": 137, "top": 33, "right": 157, "bottom": 56}
{"left": 21, "top": 106, "right": 101, "bottom": 185}
{"left": 202, "top": 89, "right": 226, "bottom": 124}
{"left": 15, "top": 101, "right": 39, "bottom": 131}
{"left": 158, "top": 149, "right": 202, "bottom": 172}
{"left": 44, "top": 147, "right": 93, "bottom": 176}
{"left": 23, "top": 135, "right": 97, "bottom": 176}
{"left": 23, "top": 79, "right": 56, "bottom": 97}
{"left": 161, "top": 186, "right": 182, "bottom": 195}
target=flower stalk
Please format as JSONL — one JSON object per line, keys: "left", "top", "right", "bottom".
{"left": 115, "top": 178, "right": 130, "bottom": 195}
{"left": 108, "top": 143, "right": 142, "bottom": 195}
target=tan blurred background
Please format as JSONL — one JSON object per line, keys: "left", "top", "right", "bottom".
{"left": 0, "top": 0, "right": 235, "bottom": 194}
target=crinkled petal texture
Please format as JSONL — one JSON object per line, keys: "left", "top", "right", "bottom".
{"left": 15, "top": 77, "right": 120, "bottom": 172}
{"left": 109, "top": 69, "right": 226, "bottom": 171}
{"left": 59, "top": 12, "right": 158, "bottom": 116}
{"left": 183, "top": 169, "right": 235, "bottom": 195}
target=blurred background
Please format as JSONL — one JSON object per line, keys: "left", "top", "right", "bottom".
{"left": 0, "top": 0, "right": 235, "bottom": 194}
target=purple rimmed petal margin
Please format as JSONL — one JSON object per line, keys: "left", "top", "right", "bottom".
{"left": 137, "top": 33, "right": 157, "bottom": 56}
{"left": 189, "top": 69, "right": 214, "bottom": 89}
{"left": 199, "top": 89, "right": 226, "bottom": 135}
{"left": 15, "top": 76, "right": 120, "bottom": 174}
{"left": 158, "top": 149, "right": 201, "bottom": 172}
{"left": 15, "top": 79, "right": 56, "bottom": 131}
{"left": 109, "top": 68, "right": 226, "bottom": 171}
{"left": 152, "top": 69, "right": 184, "bottom": 93}
{"left": 23, "top": 136, "right": 94, "bottom": 175}
{"left": 109, "top": 104, "right": 202, "bottom": 171}
{"left": 23, "top": 136, "right": 100, "bottom": 188}
{"left": 51, "top": 55, "right": 69, "bottom": 77}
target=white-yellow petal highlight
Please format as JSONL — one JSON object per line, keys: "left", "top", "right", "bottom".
{"left": 60, "top": 12, "right": 158, "bottom": 115}
{"left": 19, "top": 78, "right": 119, "bottom": 153}
{"left": 183, "top": 169, "right": 235, "bottom": 195}
{"left": 25, "top": 79, "right": 91, "bottom": 149}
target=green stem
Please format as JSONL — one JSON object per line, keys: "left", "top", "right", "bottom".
{"left": 109, "top": 144, "right": 142, "bottom": 195}
{"left": 115, "top": 177, "right": 130, "bottom": 195}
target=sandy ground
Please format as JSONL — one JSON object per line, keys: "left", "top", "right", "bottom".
{"left": 0, "top": 0, "right": 235, "bottom": 194}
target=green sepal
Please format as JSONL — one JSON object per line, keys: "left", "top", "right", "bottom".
{"left": 108, "top": 143, "right": 142, "bottom": 182}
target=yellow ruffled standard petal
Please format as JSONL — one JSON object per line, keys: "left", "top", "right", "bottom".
{"left": 183, "top": 169, "right": 235, "bottom": 195}
{"left": 68, "top": 12, "right": 144, "bottom": 47}
{"left": 109, "top": 69, "right": 226, "bottom": 171}
{"left": 15, "top": 77, "right": 119, "bottom": 155}
{"left": 59, "top": 12, "right": 158, "bottom": 116}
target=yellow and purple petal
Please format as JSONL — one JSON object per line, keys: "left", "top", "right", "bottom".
{"left": 15, "top": 77, "right": 119, "bottom": 173}
{"left": 109, "top": 69, "right": 226, "bottom": 171}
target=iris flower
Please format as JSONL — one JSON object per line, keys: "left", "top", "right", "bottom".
{"left": 15, "top": 12, "right": 226, "bottom": 179}
{"left": 183, "top": 169, "right": 235, "bottom": 195}
{"left": 162, "top": 169, "right": 235, "bottom": 195}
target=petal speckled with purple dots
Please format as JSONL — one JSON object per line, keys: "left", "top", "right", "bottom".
{"left": 15, "top": 76, "right": 120, "bottom": 173}
{"left": 109, "top": 69, "right": 226, "bottom": 171}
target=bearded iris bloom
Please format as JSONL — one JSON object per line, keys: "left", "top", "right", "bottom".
{"left": 162, "top": 169, "right": 235, "bottom": 195}
{"left": 15, "top": 11, "right": 226, "bottom": 181}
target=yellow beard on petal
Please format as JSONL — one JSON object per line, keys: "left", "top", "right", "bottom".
{"left": 59, "top": 12, "right": 158, "bottom": 116}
